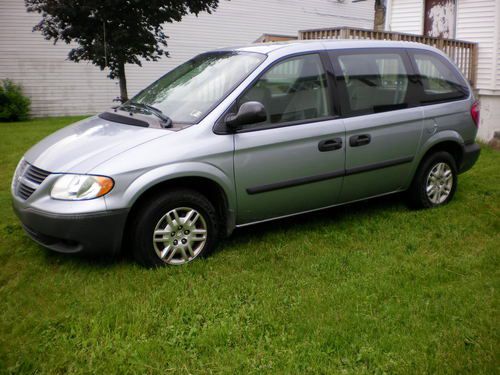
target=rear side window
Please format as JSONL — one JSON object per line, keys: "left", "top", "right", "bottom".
{"left": 411, "top": 52, "right": 469, "bottom": 103}
{"left": 333, "top": 52, "right": 410, "bottom": 116}
{"left": 238, "top": 53, "right": 331, "bottom": 125}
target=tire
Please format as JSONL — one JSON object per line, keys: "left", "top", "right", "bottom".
{"left": 407, "top": 151, "right": 458, "bottom": 209}
{"left": 130, "top": 189, "right": 220, "bottom": 267}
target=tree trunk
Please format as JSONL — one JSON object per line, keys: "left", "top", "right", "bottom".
{"left": 118, "top": 62, "right": 128, "bottom": 102}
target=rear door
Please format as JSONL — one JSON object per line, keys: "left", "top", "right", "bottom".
{"left": 231, "top": 52, "right": 346, "bottom": 224}
{"left": 329, "top": 48, "right": 423, "bottom": 202}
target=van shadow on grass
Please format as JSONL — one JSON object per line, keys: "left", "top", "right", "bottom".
{"left": 220, "top": 192, "right": 408, "bottom": 251}
{"left": 39, "top": 242, "right": 130, "bottom": 269}
{"left": 34, "top": 192, "right": 408, "bottom": 267}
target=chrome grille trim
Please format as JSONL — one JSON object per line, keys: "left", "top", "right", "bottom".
{"left": 15, "top": 162, "right": 52, "bottom": 200}
{"left": 24, "top": 164, "right": 51, "bottom": 184}
{"left": 17, "top": 182, "right": 36, "bottom": 200}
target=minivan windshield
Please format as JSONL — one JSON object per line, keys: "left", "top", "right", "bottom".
{"left": 129, "top": 51, "right": 266, "bottom": 124}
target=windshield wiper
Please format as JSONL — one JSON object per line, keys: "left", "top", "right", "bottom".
{"left": 126, "top": 101, "right": 172, "bottom": 128}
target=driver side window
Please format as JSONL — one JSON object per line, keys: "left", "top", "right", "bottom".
{"left": 238, "top": 53, "right": 331, "bottom": 125}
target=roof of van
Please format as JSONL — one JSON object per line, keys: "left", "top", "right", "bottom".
{"left": 215, "top": 39, "right": 436, "bottom": 55}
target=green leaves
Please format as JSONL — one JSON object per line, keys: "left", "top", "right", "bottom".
{"left": 0, "top": 80, "right": 31, "bottom": 122}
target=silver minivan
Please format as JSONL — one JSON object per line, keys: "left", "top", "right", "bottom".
{"left": 12, "top": 40, "right": 480, "bottom": 267}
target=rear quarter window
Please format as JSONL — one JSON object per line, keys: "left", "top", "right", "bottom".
{"left": 410, "top": 51, "right": 469, "bottom": 104}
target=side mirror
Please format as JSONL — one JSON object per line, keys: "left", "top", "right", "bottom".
{"left": 225, "top": 101, "right": 267, "bottom": 129}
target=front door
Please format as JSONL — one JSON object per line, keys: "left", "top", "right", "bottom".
{"left": 233, "top": 53, "right": 346, "bottom": 224}
{"left": 329, "top": 49, "right": 423, "bottom": 203}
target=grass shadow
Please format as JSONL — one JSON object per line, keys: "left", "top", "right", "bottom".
{"left": 33, "top": 193, "right": 408, "bottom": 267}
{"left": 39, "top": 243, "right": 131, "bottom": 269}
{"left": 222, "top": 192, "right": 407, "bottom": 248}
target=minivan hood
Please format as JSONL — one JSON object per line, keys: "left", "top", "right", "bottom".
{"left": 24, "top": 116, "right": 170, "bottom": 173}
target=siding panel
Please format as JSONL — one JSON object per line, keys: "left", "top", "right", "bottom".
{"left": 455, "top": 0, "right": 498, "bottom": 91}
{"left": 496, "top": 2, "right": 500, "bottom": 90}
{"left": 388, "top": 0, "right": 424, "bottom": 34}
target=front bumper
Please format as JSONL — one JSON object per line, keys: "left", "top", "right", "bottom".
{"left": 13, "top": 204, "right": 129, "bottom": 255}
{"left": 459, "top": 143, "right": 481, "bottom": 174}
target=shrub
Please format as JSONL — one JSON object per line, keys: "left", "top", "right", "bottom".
{"left": 0, "top": 80, "right": 31, "bottom": 122}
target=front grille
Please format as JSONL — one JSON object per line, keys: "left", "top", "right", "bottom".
{"left": 24, "top": 164, "right": 51, "bottom": 184}
{"left": 15, "top": 162, "right": 52, "bottom": 200}
{"left": 17, "top": 182, "right": 36, "bottom": 200}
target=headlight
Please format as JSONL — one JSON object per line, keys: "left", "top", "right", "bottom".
{"left": 51, "top": 174, "right": 114, "bottom": 200}
{"left": 11, "top": 158, "right": 27, "bottom": 191}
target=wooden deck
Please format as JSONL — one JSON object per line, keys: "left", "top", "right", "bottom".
{"left": 299, "top": 27, "right": 478, "bottom": 88}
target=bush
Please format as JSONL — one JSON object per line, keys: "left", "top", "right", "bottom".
{"left": 0, "top": 80, "right": 31, "bottom": 122}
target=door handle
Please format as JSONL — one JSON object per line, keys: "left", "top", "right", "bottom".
{"left": 349, "top": 134, "right": 371, "bottom": 147}
{"left": 318, "top": 138, "right": 343, "bottom": 152}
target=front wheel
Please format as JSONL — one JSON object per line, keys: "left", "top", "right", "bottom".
{"left": 130, "top": 189, "right": 220, "bottom": 267}
{"left": 407, "top": 151, "right": 458, "bottom": 209}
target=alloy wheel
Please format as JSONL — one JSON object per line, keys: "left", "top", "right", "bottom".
{"left": 426, "top": 162, "right": 453, "bottom": 205}
{"left": 152, "top": 207, "right": 208, "bottom": 265}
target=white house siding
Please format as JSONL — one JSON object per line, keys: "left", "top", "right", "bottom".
{"left": 497, "top": 18, "right": 500, "bottom": 91}
{"left": 456, "top": 0, "right": 500, "bottom": 141}
{"left": 0, "top": 1, "right": 117, "bottom": 117}
{"left": 387, "top": 0, "right": 500, "bottom": 141}
{"left": 456, "top": 0, "right": 498, "bottom": 92}
{"left": 0, "top": 0, "right": 374, "bottom": 117}
{"left": 386, "top": 0, "right": 424, "bottom": 34}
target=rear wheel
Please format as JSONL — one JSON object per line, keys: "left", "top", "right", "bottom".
{"left": 407, "top": 151, "right": 458, "bottom": 209}
{"left": 130, "top": 189, "right": 219, "bottom": 267}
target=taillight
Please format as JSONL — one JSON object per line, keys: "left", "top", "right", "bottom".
{"left": 471, "top": 101, "right": 480, "bottom": 127}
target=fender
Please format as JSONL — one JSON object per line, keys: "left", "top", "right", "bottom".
{"left": 104, "top": 162, "right": 237, "bottom": 232}
{"left": 403, "top": 130, "right": 465, "bottom": 190}
{"left": 124, "top": 161, "right": 235, "bottom": 207}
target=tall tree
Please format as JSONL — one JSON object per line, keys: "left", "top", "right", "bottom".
{"left": 25, "top": 0, "right": 221, "bottom": 101}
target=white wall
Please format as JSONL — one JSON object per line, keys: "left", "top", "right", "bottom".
{"left": 0, "top": 1, "right": 116, "bottom": 116}
{"left": 455, "top": 0, "right": 499, "bottom": 92}
{"left": 386, "top": 0, "right": 424, "bottom": 34}
{"left": 455, "top": 0, "right": 500, "bottom": 141}
{"left": 478, "top": 96, "right": 500, "bottom": 141}
{"left": 0, "top": 0, "right": 375, "bottom": 117}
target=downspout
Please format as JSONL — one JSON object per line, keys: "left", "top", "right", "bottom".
{"left": 384, "top": 0, "right": 392, "bottom": 31}
{"left": 374, "top": 0, "right": 387, "bottom": 31}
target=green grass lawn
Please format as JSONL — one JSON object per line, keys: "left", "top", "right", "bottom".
{"left": 0, "top": 117, "right": 498, "bottom": 374}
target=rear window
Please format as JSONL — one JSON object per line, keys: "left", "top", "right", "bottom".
{"left": 333, "top": 51, "right": 410, "bottom": 116}
{"left": 411, "top": 52, "right": 469, "bottom": 103}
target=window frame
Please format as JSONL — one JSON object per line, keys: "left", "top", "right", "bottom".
{"left": 407, "top": 49, "right": 470, "bottom": 105}
{"left": 214, "top": 50, "right": 340, "bottom": 134}
{"left": 328, "top": 47, "right": 420, "bottom": 118}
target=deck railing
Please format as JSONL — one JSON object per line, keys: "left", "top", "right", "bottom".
{"left": 299, "top": 27, "right": 478, "bottom": 88}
